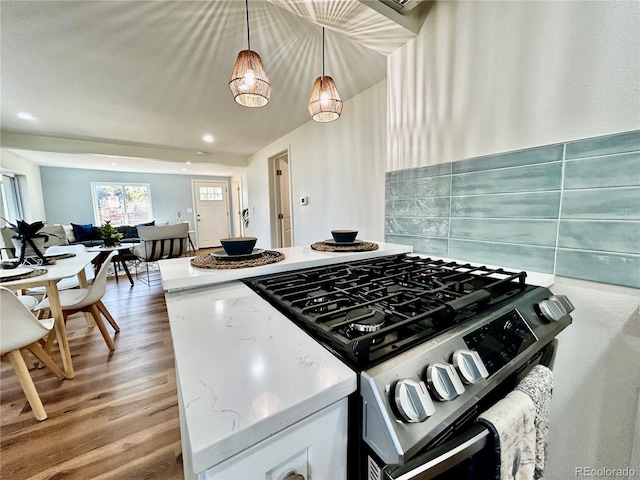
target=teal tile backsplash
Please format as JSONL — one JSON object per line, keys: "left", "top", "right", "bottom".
{"left": 386, "top": 198, "right": 450, "bottom": 217}
{"left": 385, "top": 130, "right": 640, "bottom": 288}
{"left": 558, "top": 220, "right": 640, "bottom": 254}
{"left": 561, "top": 187, "right": 640, "bottom": 220}
{"left": 563, "top": 152, "right": 640, "bottom": 189}
{"left": 450, "top": 219, "right": 558, "bottom": 247}
{"left": 451, "top": 144, "right": 564, "bottom": 173}
{"left": 449, "top": 240, "right": 556, "bottom": 274}
{"left": 451, "top": 192, "right": 561, "bottom": 219}
{"left": 386, "top": 176, "right": 451, "bottom": 199}
{"left": 451, "top": 162, "right": 562, "bottom": 195}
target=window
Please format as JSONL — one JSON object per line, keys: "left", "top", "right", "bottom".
{"left": 91, "top": 183, "right": 153, "bottom": 226}
{"left": 199, "top": 186, "right": 223, "bottom": 201}
{"left": 1, "top": 174, "right": 24, "bottom": 223}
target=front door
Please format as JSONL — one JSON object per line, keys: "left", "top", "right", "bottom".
{"left": 193, "top": 181, "right": 230, "bottom": 248}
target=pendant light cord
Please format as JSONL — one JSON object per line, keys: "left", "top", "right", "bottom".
{"left": 322, "top": 27, "right": 325, "bottom": 77}
{"left": 245, "top": 0, "right": 251, "bottom": 51}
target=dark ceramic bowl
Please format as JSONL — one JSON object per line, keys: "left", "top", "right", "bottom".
{"left": 220, "top": 237, "right": 258, "bottom": 256}
{"left": 331, "top": 230, "right": 358, "bottom": 243}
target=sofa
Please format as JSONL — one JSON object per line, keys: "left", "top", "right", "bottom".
{"left": 1, "top": 221, "right": 174, "bottom": 259}
{"left": 64, "top": 223, "right": 150, "bottom": 247}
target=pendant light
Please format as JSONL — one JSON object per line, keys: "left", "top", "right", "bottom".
{"left": 229, "top": 0, "right": 271, "bottom": 107}
{"left": 308, "top": 27, "right": 343, "bottom": 122}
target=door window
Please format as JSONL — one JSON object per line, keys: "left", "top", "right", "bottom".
{"left": 199, "top": 186, "right": 223, "bottom": 201}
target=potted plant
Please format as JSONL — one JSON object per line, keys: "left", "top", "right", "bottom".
{"left": 1, "top": 218, "right": 52, "bottom": 265}
{"left": 99, "top": 221, "right": 124, "bottom": 247}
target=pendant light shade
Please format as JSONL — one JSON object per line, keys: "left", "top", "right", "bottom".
{"left": 308, "top": 27, "right": 342, "bottom": 122}
{"left": 230, "top": 50, "right": 271, "bottom": 107}
{"left": 308, "top": 76, "right": 342, "bottom": 122}
{"left": 229, "top": 0, "right": 271, "bottom": 107}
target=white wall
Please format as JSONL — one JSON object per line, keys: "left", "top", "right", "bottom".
{"left": 387, "top": 0, "right": 640, "bottom": 170}
{"left": 550, "top": 277, "right": 639, "bottom": 479}
{"left": 0, "top": 149, "right": 46, "bottom": 222}
{"left": 387, "top": 2, "right": 640, "bottom": 478}
{"left": 246, "top": 80, "right": 387, "bottom": 248}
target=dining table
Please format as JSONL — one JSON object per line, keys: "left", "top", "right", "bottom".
{"left": 0, "top": 251, "right": 99, "bottom": 378}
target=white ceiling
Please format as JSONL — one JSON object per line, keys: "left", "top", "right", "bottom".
{"left": 1, "top": 0, "right": 423, "bottom": 176}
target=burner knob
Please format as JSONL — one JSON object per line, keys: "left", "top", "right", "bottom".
{"left": 537, "top": 295, "right": 574, "bottom": 322}
{"left": 452, "top": 349, "right": 489, "bottom": 384}
{"left": 426, "top": 362, "right": 465, "bottom": 401}
{"left": 394, "top": 378, "right": 435, "bottom": 423}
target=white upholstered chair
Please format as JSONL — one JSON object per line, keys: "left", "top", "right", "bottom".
{"left": 0, "top": 287, "right": 65, "bottom": 421}
{"left": 36, "top": 251, "right": 120, "bottom": 351}
{"left": 133, "top": 223, "right": 189, "bottom": 284}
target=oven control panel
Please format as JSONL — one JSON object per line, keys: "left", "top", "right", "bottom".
{"left": 463, "top": 309, "right": 537, "bottom": 376}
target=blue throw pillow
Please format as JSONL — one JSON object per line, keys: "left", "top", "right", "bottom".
{"left": 137, "top": 220, "right": 155, "bottom": 227}
{"left": 71, "top": 223, "right": 95, "bottom": 242}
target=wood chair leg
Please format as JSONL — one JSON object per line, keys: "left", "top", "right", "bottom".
{"left": 43, "top": 310, "right": 69, "bottom": 354}
{"left": 26, "top": 342, "right": 65, "bottom": 379}
{"left": 5, "top": 350, "right": 47, "bottom": 421}
{"left": 89, "top": 304, "right": 115, "bottom": 351}
{"left": 43, "top": 329, "right": 57, "bottom": 355}
{"left": 97, "top": 300, "right": 120, "bottom": 332}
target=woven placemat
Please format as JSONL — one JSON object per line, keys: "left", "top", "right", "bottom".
{"left": 0, "top": 268, "right": 48, "bottom": 283}
{"left": 190, "top": 250, "right": 285, "bottom": 270}
{"left": 311, "top": 241, "right": 379, "bottom": 252}
{"left": 44, "top": 253, "right": 76, "bottom": 261}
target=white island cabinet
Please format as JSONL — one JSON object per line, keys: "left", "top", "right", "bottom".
{"left": 162, "top": 243, "right": 412, "bottom": 479}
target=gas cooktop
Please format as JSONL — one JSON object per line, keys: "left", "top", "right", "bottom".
{"left": 244, "top": 254, "right": 537, "bottom": 369}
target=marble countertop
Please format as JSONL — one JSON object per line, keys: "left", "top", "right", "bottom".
{"left": 159, "top": 241, "right": 413, "bottom": 291}
{"left": 165, "top": 281, "right": 357, "bottom": 474}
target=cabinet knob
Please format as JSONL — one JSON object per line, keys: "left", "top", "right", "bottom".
{"left": 283, "top": 472, "right": 305, "bottom": 480}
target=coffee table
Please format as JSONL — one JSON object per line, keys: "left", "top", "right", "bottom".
{"left": 88, "top": 243, "right": 139, "bottom": 286}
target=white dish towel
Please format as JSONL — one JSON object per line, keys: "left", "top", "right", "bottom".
{"left": 515, "top": 365, "right": 553, "bottom": 479}
{"left": 477, "top": 364, "right": 554, "bottom": 480}
{"left": 478, "top": 389, "right": 537, "bottom": 480}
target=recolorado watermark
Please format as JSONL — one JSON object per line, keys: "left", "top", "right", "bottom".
{"left": 575, "top": 466, "right": 636, "bottom": 477}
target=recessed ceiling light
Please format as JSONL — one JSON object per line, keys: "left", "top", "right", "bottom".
{"left": 186, "top": 161, "right": 192, "bottom": 165}
{"left": 182, "top": 168, "right": 187, "bottom": 171}
{"left": 17, "top": 112, "right": 36, "bottom": 121}
{"left": 195, "top": 151, "right": 206, "bottom": 155}
{"left": 202, "top": 134, "right": 214, "bottom": 143}
{"left": 111, "top": 162, "right": 118, "bottom": 167}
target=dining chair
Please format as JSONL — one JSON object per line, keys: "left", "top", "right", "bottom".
{"left": 17, "top": 294, "right": 39, "bottom": 310}
{"left": 0, "top": 287, "right": 65, "bottom": 421}
{"left": 26, "top": 244, "right": 97, "bottom": 322}
{"left": 36, "top": 251, "right": 120, "bottom": 351}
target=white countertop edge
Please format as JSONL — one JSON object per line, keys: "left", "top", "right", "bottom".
{"left": 165, "top": 282, "right": 357, "bottom": 473}
{"left": 191, "top": 377, "right": 356, "bottom": 474}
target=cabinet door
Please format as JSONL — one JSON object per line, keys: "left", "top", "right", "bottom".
{"left": 203, "top": 398, "right": 348, "bottom": 480}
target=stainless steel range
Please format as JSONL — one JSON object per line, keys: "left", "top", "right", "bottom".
{"left": 244, "top": 253, "right": 573, "bottom": 479}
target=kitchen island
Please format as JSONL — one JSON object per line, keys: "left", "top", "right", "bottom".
{"left": 162, "top": 242, "right": 413, "bottom": 478}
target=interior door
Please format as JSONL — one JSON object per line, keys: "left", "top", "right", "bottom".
{"left": 193, "top": 181, "right": 230, "bottom": 248}
{"left": 232, "top": 179, "right": 244, "bottom": 237}
{"left": 275, "top": 155, "right": 292, "bottom": 247}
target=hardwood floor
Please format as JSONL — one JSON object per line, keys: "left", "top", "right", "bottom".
{"left": 1, "top": 265, "right": 188, "bottom": 479}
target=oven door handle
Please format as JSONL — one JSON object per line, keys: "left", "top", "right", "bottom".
{"left": 384, "top": 424, "right": 491, "bottom": 480}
